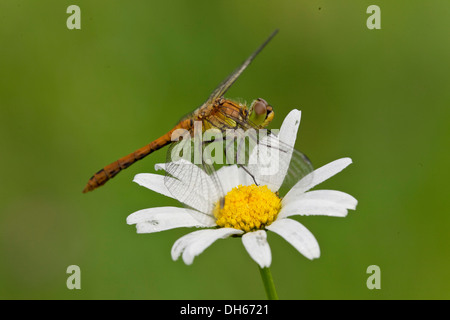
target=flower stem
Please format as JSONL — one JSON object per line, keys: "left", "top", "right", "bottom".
{"left": 259, "top": 266, "right": 279, "bottom": 300}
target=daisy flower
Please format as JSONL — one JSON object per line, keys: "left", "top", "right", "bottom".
{"left": 127, "top": 109, "right": 357, "bottom": 297}
{"left": 127, "top": 109, "right": 357, "bottom": 266}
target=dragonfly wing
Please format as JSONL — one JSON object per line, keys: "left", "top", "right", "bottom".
{"left": 205, "top": 29, "right": 279, "bottom": 104}
{"left": 163, "top": 140, "right": 224, "bottom": 224}
{"left": 209, "top": 105, "right": 314, "bottom": 190}
{"left": 162, "top": 125, "right": 312, "bottom": 218}
{"left": 246, "top": 133, "right": 313, "bottom": 192}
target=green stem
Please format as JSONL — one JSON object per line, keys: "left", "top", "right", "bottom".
{"left": 259, "top": 266, "right": 279, "bottom": 300}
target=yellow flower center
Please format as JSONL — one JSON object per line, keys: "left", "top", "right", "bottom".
{"left": 214, "top": 184, "right": 281, "bottom": 233}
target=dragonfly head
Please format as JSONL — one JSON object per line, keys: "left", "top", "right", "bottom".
{"left": 248, "top": 98, "right": 274, "bottom": 128}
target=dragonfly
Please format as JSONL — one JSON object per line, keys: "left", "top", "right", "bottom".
{"left": 83, "top": 29, "right": 312, "bottom": 194}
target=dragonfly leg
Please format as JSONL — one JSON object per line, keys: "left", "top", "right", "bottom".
{"left": 238, "top": 164, "right": 259, "bottom": 186}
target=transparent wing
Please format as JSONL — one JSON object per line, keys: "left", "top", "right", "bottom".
{"left": 163, "top": 125, "right": 313, "bottom": 216}
{"left": 245, "top": 132, "right": 314, "bottom": 191}
{"left": 202, "top": 30, "right": 278, "bottom": 108}
{"left": 223, "top": 128, "right": 314, "bottom": 192}
{"left": 210, "top": 104, "right": 314, "bottom": 191}
{"left": 163, "top": 135, "right": 225, "bottom": 224}
{"left": 178, "top": 30, "right": 278, "bottom": 130}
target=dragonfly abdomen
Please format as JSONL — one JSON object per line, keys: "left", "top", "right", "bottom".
{"left": 82, "top": 143, "right": 162, "bottom": 193}
{"left": 83, "top": 119, "right": 192, "bottom": 193}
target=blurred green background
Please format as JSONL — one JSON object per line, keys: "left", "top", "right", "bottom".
{"left": 1, "top": 0, "right": 449, "bottom": 300}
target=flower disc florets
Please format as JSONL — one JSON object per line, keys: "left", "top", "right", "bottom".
{"left": 214, "top": 184, "right": 281, "bottom": 232}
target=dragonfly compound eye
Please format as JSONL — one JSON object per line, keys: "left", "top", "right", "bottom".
{"left": 249, "top": 98, "right": 273, "bottom": 127}
{"left": 254, "top": 98, "right": 269, "bottom": 116}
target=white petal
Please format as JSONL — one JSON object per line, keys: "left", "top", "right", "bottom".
{"left": 267, "top": 109, "right": 301, "bottom": 191}
{"left": 250, "top": 136, "right": 291, "bottom": 192}
{"left": 297, "top": 190, "right": 358, "bottom": 210}
{"left": 245, "top": 110, "right": 302, "bottom": 192}
{"left": 278, "top": 200, "right": 349, "bottom": 218}
{"left": 279, "top": 109, "right": 301, "bottom": 149}
{"left": 266, "top": 218, "right": 320, "bottom": 260}
{"left": 242, "top": 230, "right": 272, "bottom": 268}
{"left": 215, "top": 165, "right": 240, "bottom": 194}
{"left": 237, "top": 166, "right": 257, "bottom": 186}
{"left": 215, "top": 165, "right": 257, "bottom": 193}
{"left": 154, "top": 162, "right": 167, "bottom": 172}
{"left": 127, "top": 207, "right": 216, "bottom": 233}
{"left": 133, "top": 173, "right": 173, "bottom": 198}
{"left": 245, "top": 138, "right": 286, "bottom": 191}
{"left": 279, "top": 190, "right": 357, "bottom": 218}
{"left": 171, "top": 228, "right": 243, "bottom": 265}
{"left": 283, "top": 158, "right": 353, "bottom": 204}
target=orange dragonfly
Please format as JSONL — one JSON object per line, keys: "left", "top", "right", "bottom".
{"left": 83, "top": 30, "right": 310, "bottom": 193}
